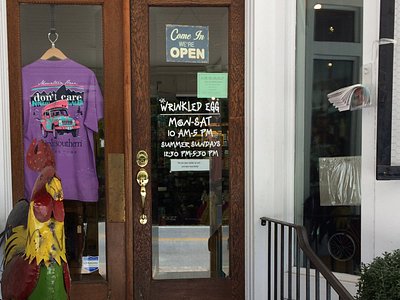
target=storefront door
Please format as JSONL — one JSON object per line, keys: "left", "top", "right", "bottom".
{"left": 129, "top": 0, "right": 244, "bottom": 298}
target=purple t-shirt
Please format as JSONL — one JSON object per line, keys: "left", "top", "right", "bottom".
{"left": 22, "top": 59, "right": 103, "bottom": 202}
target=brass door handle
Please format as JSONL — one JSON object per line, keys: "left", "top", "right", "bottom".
{"left": 137, "top": 169, "right": 149, "bottom": 224}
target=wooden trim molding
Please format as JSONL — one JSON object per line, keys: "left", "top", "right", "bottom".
{"left": 17, "top": 0, "right": 104, "bottom": 4}
{"left": 6, "top": 0, "right": 24, "bottom": 203}
{"left": 244, "top": 0, "right": 254, "bottom": 298}
{"left": 148, "top": 0, "right": 231, "bottom": 6}
{"left": 0, "top": 2, "right": 15, "bottom": 297}
{"left": 123, "top": 0, "right": 133, "bottom": 297}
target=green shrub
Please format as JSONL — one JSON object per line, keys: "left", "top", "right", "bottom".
{"left": 356, "top": 249, "right": 400, "bottom": 299}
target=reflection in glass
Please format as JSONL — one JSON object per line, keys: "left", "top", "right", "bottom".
{"left": 303, "top": 59, "right": 361, "bottom": 274}
{"left": 314, "top": 9, "right": 356, "bottom": 42}
{"left": 20, "top": 4, "right": 106, "bottom": 281}
{"left": 150, "top": 7, "right": 229, "bottom": 280}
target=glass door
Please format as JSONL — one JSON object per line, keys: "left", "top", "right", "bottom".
{"left": 130, "top": 0, "right": 244, "bottom": 299}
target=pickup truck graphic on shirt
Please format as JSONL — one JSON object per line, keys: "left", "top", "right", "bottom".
{"left": 40, "top": 100, "right": 80, "bottom": 138}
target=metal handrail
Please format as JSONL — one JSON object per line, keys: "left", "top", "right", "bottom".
{"left": 260, "top": 216, "right": 354, "bottom": 300}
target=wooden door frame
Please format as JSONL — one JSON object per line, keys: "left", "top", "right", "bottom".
{"left": 130, "top": 0, "right": 244, "bottom": 298}
{"left": 6, "top": 0, "right": 130, "bottom": 299}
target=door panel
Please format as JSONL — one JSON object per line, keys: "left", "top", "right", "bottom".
{"left": 131, "top": 0, "right": 244, "bottom": 298}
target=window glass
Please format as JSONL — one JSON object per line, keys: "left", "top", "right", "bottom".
{"left": 296, "top": 2, "right": 362, "bottom": 275}
{"left": 149, "top": 7, "right": 229, "bottom": 280}
{"left": 305, "top": 59, "right": 361, "bottom": 273}
{"left": 314, "top": 9, "right": 355, "bottom": 42}
{"left": 20, "top": 4, "right": 106, "bottom": 281}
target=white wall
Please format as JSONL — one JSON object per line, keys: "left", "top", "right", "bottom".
{"left": 0, "top": 0, "right": 13, "bottom": 295}
{"left": 361, "top": 0, "right": 400, "bottom": 263}
{"left": 247, "top": 0, "right": 397, "bottom": 298}
{"left": 247, "top": 0, "right": 400, "bottom": 285}
{"left": 0, "top": 0, "right": 13, "bottom": 220}
{"left": 246, "top": 0, "right": 296, "bottom": 298}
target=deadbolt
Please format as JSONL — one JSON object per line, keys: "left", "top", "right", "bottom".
{"left": 136, "top": 150, "right": 149, "bottom": 168}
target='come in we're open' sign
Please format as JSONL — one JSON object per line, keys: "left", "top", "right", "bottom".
{"left": 166, "top": 24, "right": 209, "bottom": 64}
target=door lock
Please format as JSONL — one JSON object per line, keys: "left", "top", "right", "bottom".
{"left": 136, "top": 150, "right": 149, "bottom": 168}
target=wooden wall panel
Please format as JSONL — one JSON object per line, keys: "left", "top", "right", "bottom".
{"left": 70, "top": 282, "right": 108, "bottom": 299}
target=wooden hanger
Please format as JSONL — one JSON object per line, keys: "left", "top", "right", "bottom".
{"left": 40, "top": 32, "right": 67, "bottom": 60}
{"left": 40, "top": 47, "right": 67, "bottom": 60}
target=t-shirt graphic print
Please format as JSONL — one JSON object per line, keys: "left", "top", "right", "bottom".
{"left": 23, "top": 59, "right": 103, "bottom": 202}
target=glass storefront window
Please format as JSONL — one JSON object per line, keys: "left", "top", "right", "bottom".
{"left": 149, "top": 7, "right": 229, "bottom": 280}
{"left": 296, "top": 1, "right": 362, "bottom": 275}
{"left": 304, "top": 58, "right": 361, "bottom": 273}
{"left": 20, "top": 4, "right": 106, "bottom": 281}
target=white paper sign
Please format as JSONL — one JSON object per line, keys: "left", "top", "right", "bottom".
{"left": 170, "top": 159, "right": 210, "bottom": 172}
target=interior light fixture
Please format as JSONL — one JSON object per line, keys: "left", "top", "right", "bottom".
{"left": 314, "top": 4, "right": 322, "bottom": 9}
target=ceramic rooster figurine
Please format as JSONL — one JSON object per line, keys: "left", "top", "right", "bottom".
{"left": 0, "top": 139, "right": 70, "bottom": 300}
